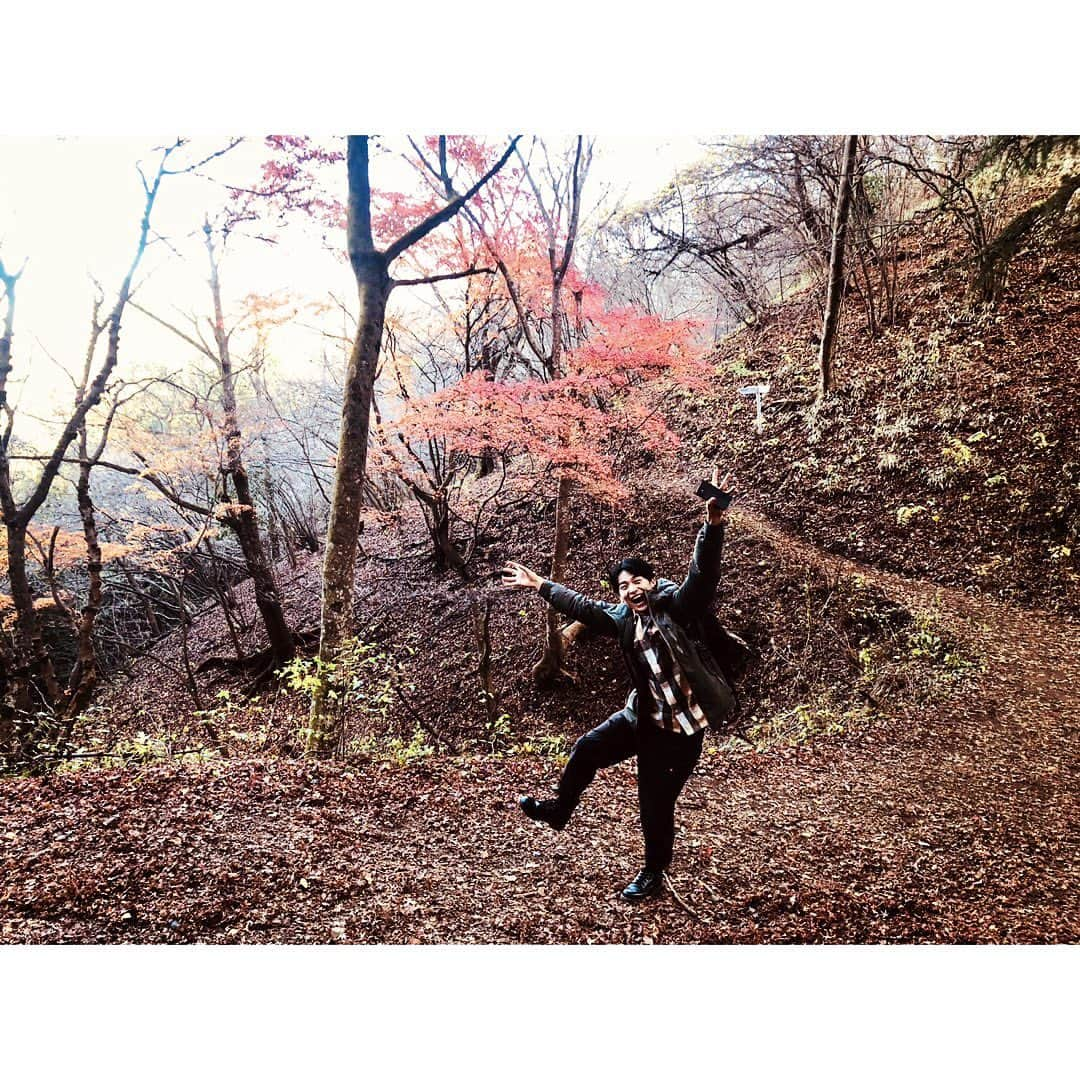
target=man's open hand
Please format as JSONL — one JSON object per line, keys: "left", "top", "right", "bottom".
{"left": 502, "top": 561, "right": 543, "bottom": 590}
{"left": 707, "top": 465, "right": 734, "bottom": 525}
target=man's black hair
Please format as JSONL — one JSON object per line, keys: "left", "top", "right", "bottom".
{"left": 607, "top": 556, "right": 655, "bottom": 593}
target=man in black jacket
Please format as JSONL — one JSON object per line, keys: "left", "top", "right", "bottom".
{"left": 501, "top": 471, "right": 733, "bottom": 902}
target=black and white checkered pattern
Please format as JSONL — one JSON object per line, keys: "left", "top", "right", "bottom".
{"left": 633, "top": 614, "right": 709, "bottom": 735}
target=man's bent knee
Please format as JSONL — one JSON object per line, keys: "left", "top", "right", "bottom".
{"left": 570, "top": 710, "right": 633, "bottom": 763}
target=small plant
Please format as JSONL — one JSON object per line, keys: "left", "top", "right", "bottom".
{"left": 194, "top": 688, "right": 246, "bottom": 726}
{"left": 896, "top": 504, "right": 927, "bottom": 527}
{"left": 895, "top": 330, "right": 947, "bottom": 387}
{"left": 873, "top": 407, "right": 915, "bottom": 441}
{"left": 279, "top": 635, "right": 409, "bottom": 756}
{"left": 385, "top": 726, "right": 435, "bottom": 766}
{"left": 926, "top": 465, "right": 951, "bottom": 490}
{"left": 905, "top": 611, "right": 982, "bottom": 676}
{"left": 727, "top": 359, "right": 761, "bottom": 379}
{"left": 485, "top": 711, "right": 513, "bottom": 752}
{"left": 942, "top": 436, "right": 975, "bottom": 469}
{"left": 344, "top": 728, "right": 434, "bottom": 768}
{"left": 746, "top": 695, "right": 868, "bottom": 747}
{"left": 111, "top": 732, "right": 167, "bottom": 761}
{"left": 508, "top": 731, "right": 570, "bottom": 763}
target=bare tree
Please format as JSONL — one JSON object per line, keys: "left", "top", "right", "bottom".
{"left": 306, "top": 134, "right": 519, "bottom": 758}
{"left": 872, "top": 136, "right": 1080, "bottom": 307}
{"left": 817, "top": 135, "right": 859, "bottom": 397}
{"left": 129, "top": 216, "right": 296, "bottom": 672}
{"left": 0, "top": 141, "right": 239, "bottom": 765}
{"left": 622, "top": 137, "right": 848, "bottom": 332}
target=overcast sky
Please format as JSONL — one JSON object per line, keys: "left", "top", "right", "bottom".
{"left": 0, "top": 135, "right": 707, "bottom": 436}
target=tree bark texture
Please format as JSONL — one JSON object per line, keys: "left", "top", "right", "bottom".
{"left": 528, "top": 138, "right": 588, "bottom": 684}
{"left": 5, "top": 525, "right": 63, "bottom": 706}
{"left": 306, "top": 135, "right": 516, "bottom": 757}
{"left": 62, "top": 454, "right": 104, "bottom": 723}
{"left": 818, "top": 135, "right": 859, "bottom": 397}
{"left": 307, "top": 245, "right": 390, "bottom": 754}
{"left": 205, "top": 224, "right": 296, "bottom": 668}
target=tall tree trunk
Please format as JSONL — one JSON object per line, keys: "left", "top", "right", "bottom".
{"left": 205, "top": 223, "right": 295, "bottom": 668}
{"left": 533, "top": 268, "right": 573, "bottom": 683}
{"left": 307, "top": 141, "right": 390, "bottom": 755}
{"left": 5, "top": 523, "right": 63, "bottom": 707}
{"left": 533, "top": 473, "right": 573, "bottom": 682}
{"left": 62, "top": 453, "right": 104, "bottom": 724}
{"left": 305, "top": 134, "right": 516, "bottom": 757}
{"left": 227, "top": 470, "right": 295, "bottom": 663}
{"left": 0, "top": 632, "right": 17, "bottom": 766}
{"left": 818, "top": 135, "right": 859, "bottom": 398}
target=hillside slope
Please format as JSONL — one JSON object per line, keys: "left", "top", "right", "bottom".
{"left": 687, "top": 195, "right": 1080, "bottom": 617}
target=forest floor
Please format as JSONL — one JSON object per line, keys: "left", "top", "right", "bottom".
{"left": 3, "top": 505, "right": 1077, "bottom": 944}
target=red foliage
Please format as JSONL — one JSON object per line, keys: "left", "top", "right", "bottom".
{"left": 244, "top": 136, "right": 712, "bottom": 505}
{"left": 250, "top": 134, "right": 520, "bottom": 263}
{"left": 242, "top": 136, "right": 346, "bottom": 229}
{"left": 395, "top": 280, "right": 709, "bottom": 504}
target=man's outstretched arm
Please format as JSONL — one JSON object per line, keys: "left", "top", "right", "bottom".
{"left": 502, "top": 561, "right": 621, "bottom": 637}
{"left": 672, "top": 466, "right": 732, "bottom": 618}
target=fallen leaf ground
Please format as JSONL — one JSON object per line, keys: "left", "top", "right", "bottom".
{"left": 3, "top": 510, "right": 1076, "bottom": 944}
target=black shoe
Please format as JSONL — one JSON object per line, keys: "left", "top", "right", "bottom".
{"left": 620, "top": 868, "right": 664, "bottom": 903}
{"left": 518, "top": 796, "right": 569, "bottom": 831}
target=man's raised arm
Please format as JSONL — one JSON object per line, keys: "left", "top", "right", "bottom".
{"left": 502, "top": 561, "right": 621, "bottom": 637}
{"left": 672, "top": 466, "right": 732, "bottom": 618}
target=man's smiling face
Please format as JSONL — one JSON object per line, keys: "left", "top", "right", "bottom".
{"left": 616, "top": 569, "right": 656, "bottom": 613}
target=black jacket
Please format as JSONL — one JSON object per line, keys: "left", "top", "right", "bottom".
{"left": 537, "top": 523, "right": 734, "bottom": 728}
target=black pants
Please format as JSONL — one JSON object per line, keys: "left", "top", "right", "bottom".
{"left": 555, "top": 709, "right": 704, "bottom": 872}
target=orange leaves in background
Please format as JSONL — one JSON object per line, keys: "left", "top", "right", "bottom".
{"left": 0, "top": 527, "right": 135, "bottom": 578}
{"left": 0, "top": 527, "right": 138, "bottom": 624}
{"left": 394, "top": 280, "right": 710, "bottom": 504}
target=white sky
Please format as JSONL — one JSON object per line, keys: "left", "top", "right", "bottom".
{"left": 0, "top": 135, "right": 707, "bottom": 439}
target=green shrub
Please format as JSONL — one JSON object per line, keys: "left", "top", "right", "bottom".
{"left": 279, "top": 635, "right": 410, "bottom": 753}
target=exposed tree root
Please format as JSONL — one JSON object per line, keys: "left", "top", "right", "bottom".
{"left": 196, "top": 627, "right": 321, "bottom": 690}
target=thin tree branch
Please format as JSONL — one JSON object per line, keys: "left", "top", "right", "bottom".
{"left": 392, "top": 266, "right": 496, "bottom": 289}
{"left": 384, "top": 136, "right": 521, "bottom": 263}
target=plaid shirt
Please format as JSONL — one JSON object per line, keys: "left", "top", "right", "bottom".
{"left": 633, "top": 614, "right": 709, "bottom": 735}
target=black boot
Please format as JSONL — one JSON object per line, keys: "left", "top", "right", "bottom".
{"left": 620, "top": 868, "right": 664, "bottom": 903}
{"left": 518, "top": 795, "right": 570, "bottom": 831}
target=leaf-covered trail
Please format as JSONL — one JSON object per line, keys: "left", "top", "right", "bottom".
{"left": 733, "top": 503, "right": 1080, "bottom": 754}
{"left": 2, "top": 511, "right": 1077, "bottom": 943}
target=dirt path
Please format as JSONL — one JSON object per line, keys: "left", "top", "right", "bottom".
{"left": 733, "top": 504, "right": 1080, "bottom": 743}
{"left": 2, "top": 510, "right": 1077, "bottom": 944}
